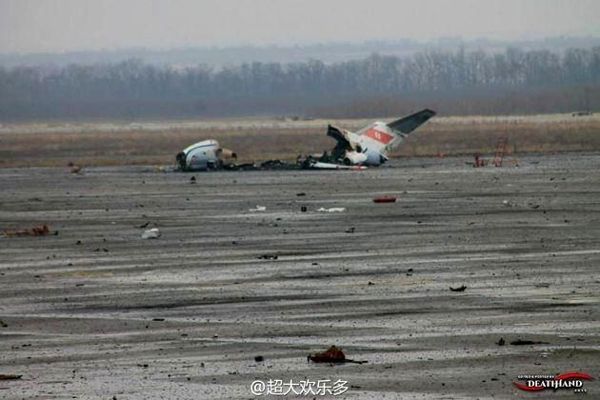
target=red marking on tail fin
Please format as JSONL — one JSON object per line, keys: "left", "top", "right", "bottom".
{"left": 364, "top": 128, "right": 394, "bottom": 144}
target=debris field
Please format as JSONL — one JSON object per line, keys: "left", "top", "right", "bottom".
{"left": 0, "top": 154, "right": 599, "bottom": 399}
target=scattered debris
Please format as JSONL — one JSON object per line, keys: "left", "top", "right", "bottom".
{"left": 317, "top": 207, "right": 346, "bottom": 213}
{"left": 449, "top": 285, "right": 467, "bottom": 292}
{"left": 0, "top": 319, "right": 7, "bottom": 328}
{"left": 2, "top": 224, "right": 51, "bottom": 237}
{"left": 258, "top": 254, "right": 278, "bottom": 260}
{"left": 176, "top": 111, "right": 433, "bottom": 172}
{"left": 190, "top": 176, "right": 196, "bottom": 184}
{"left": 0, "top": 374, "right": 22, "bottom": 380}
{"left": 373, "top": 196, "right": 397, "bottom": 203}
{"left": 296, "top": 192, "right": 306, "bottom": 197}
{"left": 300, "top": 206, "right": 308, "bottom": 212}
{"left": 249, "top": 205, "right": 267, "bottom": 212}
{"left": 141, "top": 228, "right": 161, "bottom": 239}
{"left": 308, "top": 345, "right": 367, "bottom": 364}
{"left": 345, "top": 227, "right": 355, "bottom": 233}
{"left": 492, "top": 135, "right": 509, "bottom": 167}
{"left": 152, "top": 318, "right": 165, "bottom": 322}
{"left": 67, "top": 161, "right": 82, "bottom": 174}
{"left": 254, "top": 355, "right": 264, "bottom": 362}
{"left": 473, "top": 153, "right": 486, "bottom": 167}
{"left": 496, "top": 337, "right": 505, "bottom": 346}
{"left": 510, "top": 339, "right": 549, "bottom": 346}
{"left": 260, "top": 159, "right": 287, "bottom": 169}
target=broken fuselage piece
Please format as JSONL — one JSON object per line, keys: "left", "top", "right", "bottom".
{"left": 312, "top": 109, "right": 436, "bottom": 168}
{"left": 176, "top": 139, "right": 237, "bottom": 171}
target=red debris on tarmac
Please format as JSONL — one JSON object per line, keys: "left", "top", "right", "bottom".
{"left": 308, "top": 345, "right": 367, "bottom": 364}
{"left": 2, "top": 224, "right": 50, "bottom": 237}
{"left": 373, "top": 196, "right": 397, "bottom": 203}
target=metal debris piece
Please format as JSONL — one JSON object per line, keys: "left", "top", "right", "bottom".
{"left": 308, "top": 345, "right": 367, "bottom": 364}
{"left": 2, "top": 224, "right": 50, "bottom": 237}
{"left": 0, "top": 374, "right": 22, "bottom": 380}
{"left": 260, "top": 159, "right": 288, "bottom": 169}
{"left": 67, "top": 161, "right": 82, "bottom": 174}
{"left": 317, "top": 207, "right": 346, "bottom": 213}
{"left": 249, "top": 205, "right": 267, "bottom": 212}
{"left": 141, "top": 228, "right": 161, "bottom": 239}
{"left": 510, "top": 339, "right": 549, "bottom": 346}
{"left": 449, "top": 285, "right": 467, "bottom": 292}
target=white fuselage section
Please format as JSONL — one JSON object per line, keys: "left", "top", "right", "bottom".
{"left": 181, "top": 139, "right": 221, "bottom": 170}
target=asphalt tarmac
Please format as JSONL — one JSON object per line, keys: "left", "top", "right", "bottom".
{"left": 1, "top": 154, "right": 599, "bottom": 399}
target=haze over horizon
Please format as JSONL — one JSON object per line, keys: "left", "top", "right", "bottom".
{"left": 1, "top": 0, "right": 600, "bottom": 54}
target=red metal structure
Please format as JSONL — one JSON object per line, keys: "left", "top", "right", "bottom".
{"left": 493, "top": 135, "right": 509, "bottom": 167}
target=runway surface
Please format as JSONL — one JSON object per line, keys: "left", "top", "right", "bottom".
{"left": 1, "top": 154, "right": 599, "bottom": 399}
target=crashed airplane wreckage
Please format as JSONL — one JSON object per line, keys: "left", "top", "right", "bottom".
{"left": 176, "top": 109, "right": 436, "bottom": 171}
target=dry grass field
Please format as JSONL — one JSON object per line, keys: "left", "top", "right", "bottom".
{"left": 0, "top": 113, "right": 599, "bottom": 168}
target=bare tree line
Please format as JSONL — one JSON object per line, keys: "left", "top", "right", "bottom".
{"left": 0, "top": 47, "right": 599, "bottom": 120}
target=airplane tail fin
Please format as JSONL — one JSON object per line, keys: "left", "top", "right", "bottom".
{"left": 387, "top": 109, "right": 436, "bottom": 134}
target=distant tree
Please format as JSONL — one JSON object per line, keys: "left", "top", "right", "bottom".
{"left": 1, "top": 47, "right": 599, "bottom": 120}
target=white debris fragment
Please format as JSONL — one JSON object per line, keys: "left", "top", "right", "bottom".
{"left": 502, "top": 200, "right": 514, "bottom": 207}
{"left": 249, "top": 205, "right": 267, "bottom": 212}
{"left": 141, "top": 228, "right": 161, "bottom": 239}
{"left": 317, "top": 207, "right": 346, "bottom": 213}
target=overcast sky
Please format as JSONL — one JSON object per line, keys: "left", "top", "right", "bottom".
{"left": 1, "top": 0, "right": 599, "bottom": 54}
